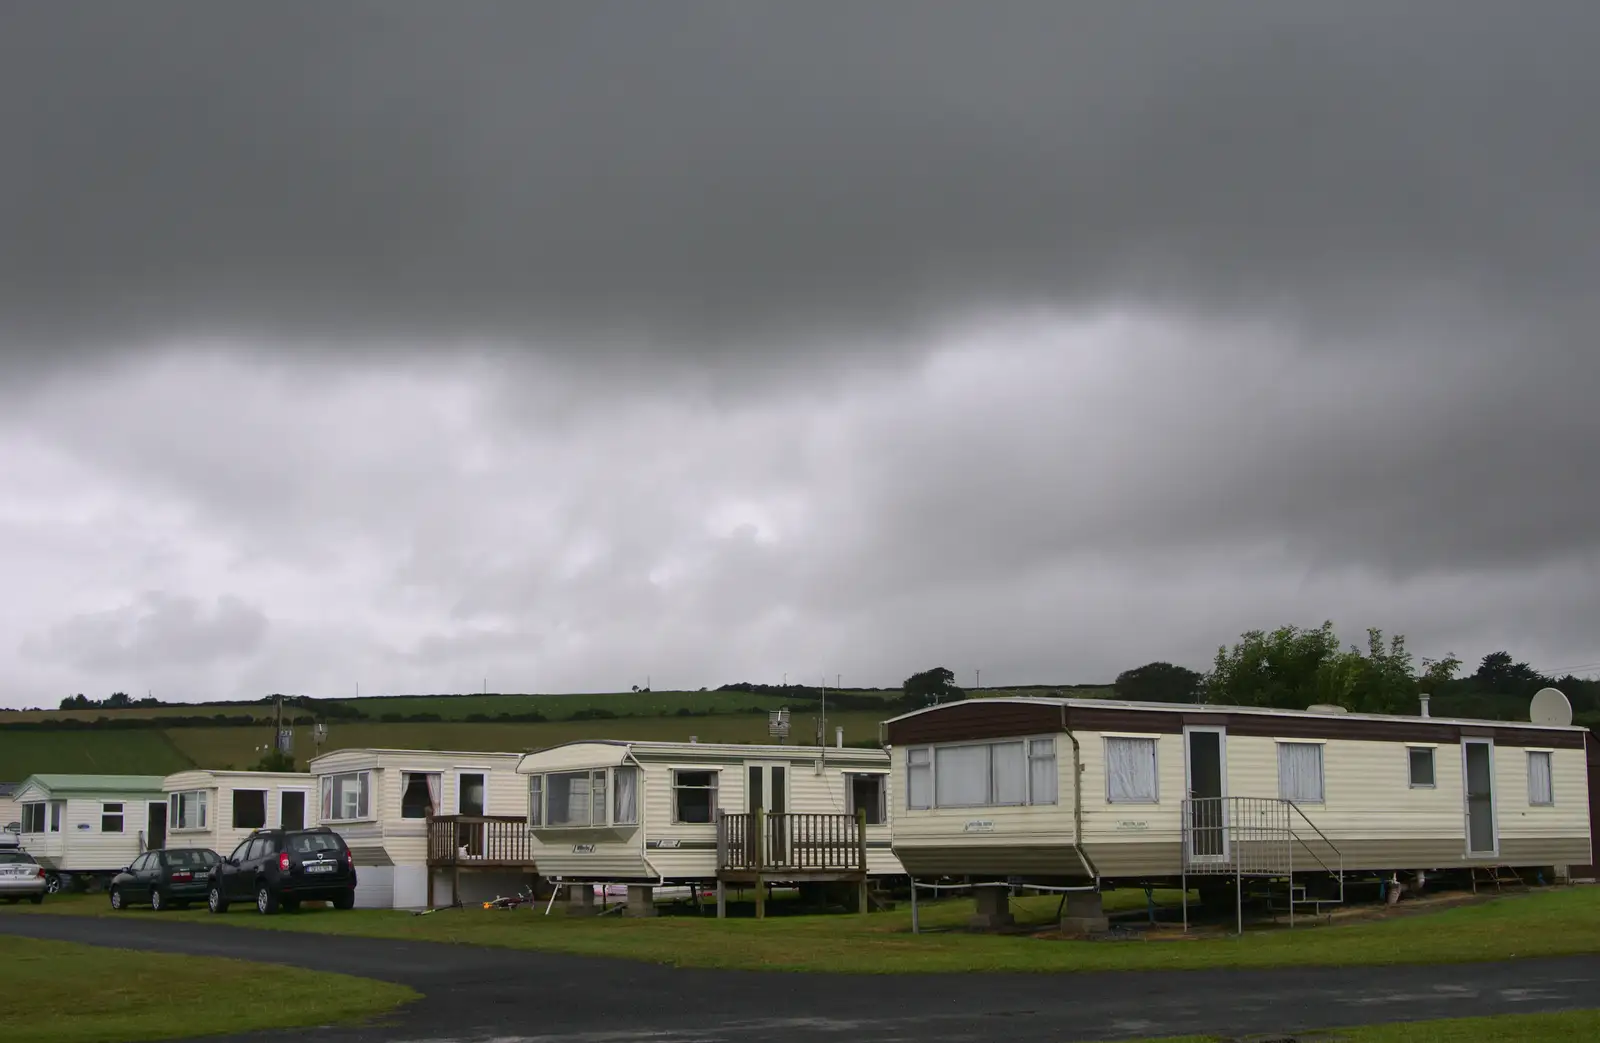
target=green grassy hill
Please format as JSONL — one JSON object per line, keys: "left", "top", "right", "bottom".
{"left": 0, "top": 685, "right": 1114, "bottom": 779}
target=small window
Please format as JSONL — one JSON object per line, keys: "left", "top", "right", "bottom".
{"left": 130, "top": 853, "right": 151, "bottom": 871}
{"left": 101, "top": 803, "right": 124, "bottom": 833}
{"left": 1029, "top": 738, "right": 1058, "bottom": 806}
{"left": 1278, "top": 742, "right": 1325, "bottom": 803}
{"left": 321, "top": 771, "right": 370, "bottom": 821}
{"left": 229, "top": 839, "right": 252, "bottom": 862}
{"left": 1105, "top": 737, "right": 1158, "bottom": 804}
{"left": 232, "top": 790, "right": 267, "bottom": 829}
{"left": 613, "top": 766, "right": 639, "bottom": 825}
{"left": 170, "top": 790, "right": 208, "bottom": 829}
{"left": 400, "top": 772, "right": 439, "bottom": 819}
{"left": 527, "top": 775, "right": 543, "bottom": 827}
{"left": 21, "top": 803, "right": 45, "bottom": 834}
{"left": 847, "top": 773, "right": 887, "bottom": 825}
{"left": 1528, "top": 751, "right": 1554, "bottom": 806}
{"left": 673, "top": 770, "right": 718, "bottom": 823}
{"left": 1408, "top": 747, "right": 1435, "bottom": 788}
{"left": 906, "top": 748, "right": 932, "bottom": 809}
{"left": 50, "top": 802, "right": 64, "bottom": 832}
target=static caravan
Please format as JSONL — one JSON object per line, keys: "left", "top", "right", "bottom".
{"left": 883, "top": 695, "right": 1594, "bottom": 927}
{"left": 162, "top": 770, "right": 320, "bottom": 858}
{"left": 12, "top": 774, "right": 169, "bottom": 891}
{"left": 306, "top": 748, "right": 534, "bottom": 909}
{"left": 515, "top": 739, "right": 902, "bottom": 917}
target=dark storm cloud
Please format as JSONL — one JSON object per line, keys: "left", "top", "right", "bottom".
{"left": 3, "top": 1, "right": 1599, "bottom": 363}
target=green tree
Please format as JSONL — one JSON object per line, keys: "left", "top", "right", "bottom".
{"left": 1114, "top": 661, "right": 1203, "bottom": 703}
{"left": 1205, "top": 621, "right": 1444, "bottom": 713}
{"left": 902, "top": 666, "right": 965, "bottom": 708}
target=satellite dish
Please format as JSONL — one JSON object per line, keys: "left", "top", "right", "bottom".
{"left": 1529, "top": 687, "right": 1573, "bottom": 727}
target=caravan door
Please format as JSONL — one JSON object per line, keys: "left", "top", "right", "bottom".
{"left": 1184, "top": 726, "right": 1228, "bottom": 864}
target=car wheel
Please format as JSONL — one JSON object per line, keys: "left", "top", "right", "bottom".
{"left": 256, "top": 882, "right": 280, "bottom": 915}
{"left": 150, "top": 888, "right": 166, "bottom": 912}
{"left": 45, "top": 874, "right": 62, "bottom": 894}
{"left": 332, "top": 889, "right": 355, "bottom": 910}
{"left": 207, "top": 884, "right": 228, "bottom": 914}
{"left": 109, "top": 886, "right": 124, "bottom": 911}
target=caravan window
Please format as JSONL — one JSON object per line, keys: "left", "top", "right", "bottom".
{"left": 1277, "top": 742, "right": 1325, "bottom": 804}
{"left": 1105, "top": 738, "right": 1158, "bottom": 804}
{"left": 1527, "top": 751, "right": 1554, "bottom": 806}
{"left": 232, "top": 790, "right": 267, "bottom": 829}
{"left": 321, "top": 771, "right": 371, "bottom": 822}
{"left": 613, "top": 766, "right": 639, "bottom": 825}
{"left": 100, "top": 803, "right": 124, "bottom": 833}
{"left": 1407, "top": 747, "right": 1435, "bottom": 788}
{"left": 21, "top": 803, "right": 45, "bottom": 834}
{"left": 170, "top": 790, "right": 208, "bottom": 830}
{"left": 847, "top": 773, "right": 887, "bottom": 825}
{"left": 400, "top": 773, "right": 440, "bottom": 819}
{"left": 672, "top": 771, "right": 718, "bottom": 823}
{"left": 546, "top": 770, "right": 599, "bottom": 826}
{"left": 908, "top": 738, "right": 1058, "bottom": 809}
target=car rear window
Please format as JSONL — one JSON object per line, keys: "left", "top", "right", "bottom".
{"left": 164, "top": 849, "right": 217, "bottom": 868}
{"left": 0, "top": 851, "right": 37, "bottom": 864}
{"left": 288, "top": 833, "right": 344, "bottom": 854}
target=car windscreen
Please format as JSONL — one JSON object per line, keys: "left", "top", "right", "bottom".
{"left": 288, "top": 833, "right": 344, "bottom": 854}
{"left": 0, "top": 852, "right": 37, "bottom": 864}
{"left": 163, "top": 849, "right": 217, "bottom": 868}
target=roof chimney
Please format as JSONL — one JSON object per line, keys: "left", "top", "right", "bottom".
{"left": 1419, "top": 694, "right": 1431, "bottom": 718}
{"left": 835, "top": 726, "right": 844, "bottom": 749}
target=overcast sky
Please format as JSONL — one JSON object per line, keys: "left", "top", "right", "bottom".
{"left": 4, "top": 3, "right": 1600, "bottom": 708}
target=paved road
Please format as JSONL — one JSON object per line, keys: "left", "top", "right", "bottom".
{"left": 4, "top": 914, "right": 1597, "bottom": 1042}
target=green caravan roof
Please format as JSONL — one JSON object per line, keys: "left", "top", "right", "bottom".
{"left": 17, "top": 774, "right": 168, "bottom": 797}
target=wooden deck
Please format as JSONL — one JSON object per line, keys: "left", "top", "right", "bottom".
{"left": 426, "top": 814, "right": 539, "bottom": 907}
{"left": 715, "top": 810, "right": 870, "bottom": 917}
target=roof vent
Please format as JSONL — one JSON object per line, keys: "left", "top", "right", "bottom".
{"left": 1305, "top": 703, "right": 1349, "bottom": 714}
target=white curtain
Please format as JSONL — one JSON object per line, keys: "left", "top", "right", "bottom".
{"left": 1528, "top": 751, "right": 1553, "bottom": 805}
{"left": 425, "top": 773, "right": 442, "bottom": 815}
{"left": 934, "top": 744, "right": 988, "bottom": 806}
{"left": 1278, "top": 743, "right": 1324, "bottom": 803}
{"left": 1029, "top": 739, "right": 1058, "bottom": 805}
{"left": 1106, "top": 738, "right": 1158, "bottom": 803}
{"left": 613, "top": 766, "right": 638, "bottom": 824}
{"left": 321, "top": 778, "right": 333, "bottom": 821}
{"left": 591, "top": 771, "right": 608, "bottom": 825}
{"left": 907, "top": 749, "right": 932, "bottom": 809}
{"left": 528, "top": 775, "right": 544, "bottom": 826}
{"left": 990, "top": 741, "right": 1027, "bottom": 804}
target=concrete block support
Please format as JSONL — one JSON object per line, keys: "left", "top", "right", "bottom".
{"left": 625, "top": 884, "right": 657, "bottom": 918}
{"left": 565, "top": 883, "right": 597, "bottom": 917}
{"left": 969, "top": 886, "right": 1014, "bottom": 929}
{"left": 1060, "top": 891, "right": 1109, "bottom": 936}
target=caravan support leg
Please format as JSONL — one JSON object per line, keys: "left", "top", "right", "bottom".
{"left": 716, "top": 878, "right": 727, "bottom": 919}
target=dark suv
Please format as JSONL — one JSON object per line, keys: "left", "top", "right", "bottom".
{"left": 206, "top": 827, "right": 358, "bottom": 915}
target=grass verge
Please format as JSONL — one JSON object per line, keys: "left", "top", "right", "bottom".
{"left": 1, "top": 934, "right": 417, "bottom": 1043}
{"left": 1101, "top": 1008, "right": 1600, "bottom": 1042}
{"left": 10, "top": 884, "right": 1599, "bottom": 975}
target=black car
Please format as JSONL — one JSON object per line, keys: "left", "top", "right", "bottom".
{"left": 109, "top": 848, "right": 221, "bottom": 911}
{"left": 207, "top": 827, "right": 358, "bottom": 915}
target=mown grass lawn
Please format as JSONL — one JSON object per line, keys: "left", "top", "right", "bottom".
{"left": 0, "top": 934, "right": 417, "bottom": 1043}
{"left": 1104, "top": 1009, "right": 1600, "bottom": 1042}
{"left": 12, "top": 884, "right": 1600, "bottom": 975}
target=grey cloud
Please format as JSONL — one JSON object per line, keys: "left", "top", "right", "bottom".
{"left": 21, "top": 592, "right": 270, "bottom": 675}
{"left": 4, "top": 2, "right": 1599, "bottom": 367}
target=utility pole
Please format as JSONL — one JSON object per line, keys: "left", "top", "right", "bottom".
{"left": 976, "top": 668, "right": 981, "bottom": 691}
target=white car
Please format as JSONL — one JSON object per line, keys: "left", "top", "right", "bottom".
{"left": 0, "top": 848, "right": 47, "bottom": 904}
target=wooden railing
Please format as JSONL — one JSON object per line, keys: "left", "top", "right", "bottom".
{"left": 716, "top": 810, "right": 868, "bottom": 873}
{"left": 426, "top": 815, "right": 535, "bottom": 867}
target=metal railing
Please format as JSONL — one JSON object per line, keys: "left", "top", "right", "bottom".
{"left": 716, "top": 810, "right": 868, "bottom": 873}
{"left": 1179, "top": 796, "right": 1345, "bottom": 933}
{"left": 426, "top": 814, "right": 535, "bottom": 867}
